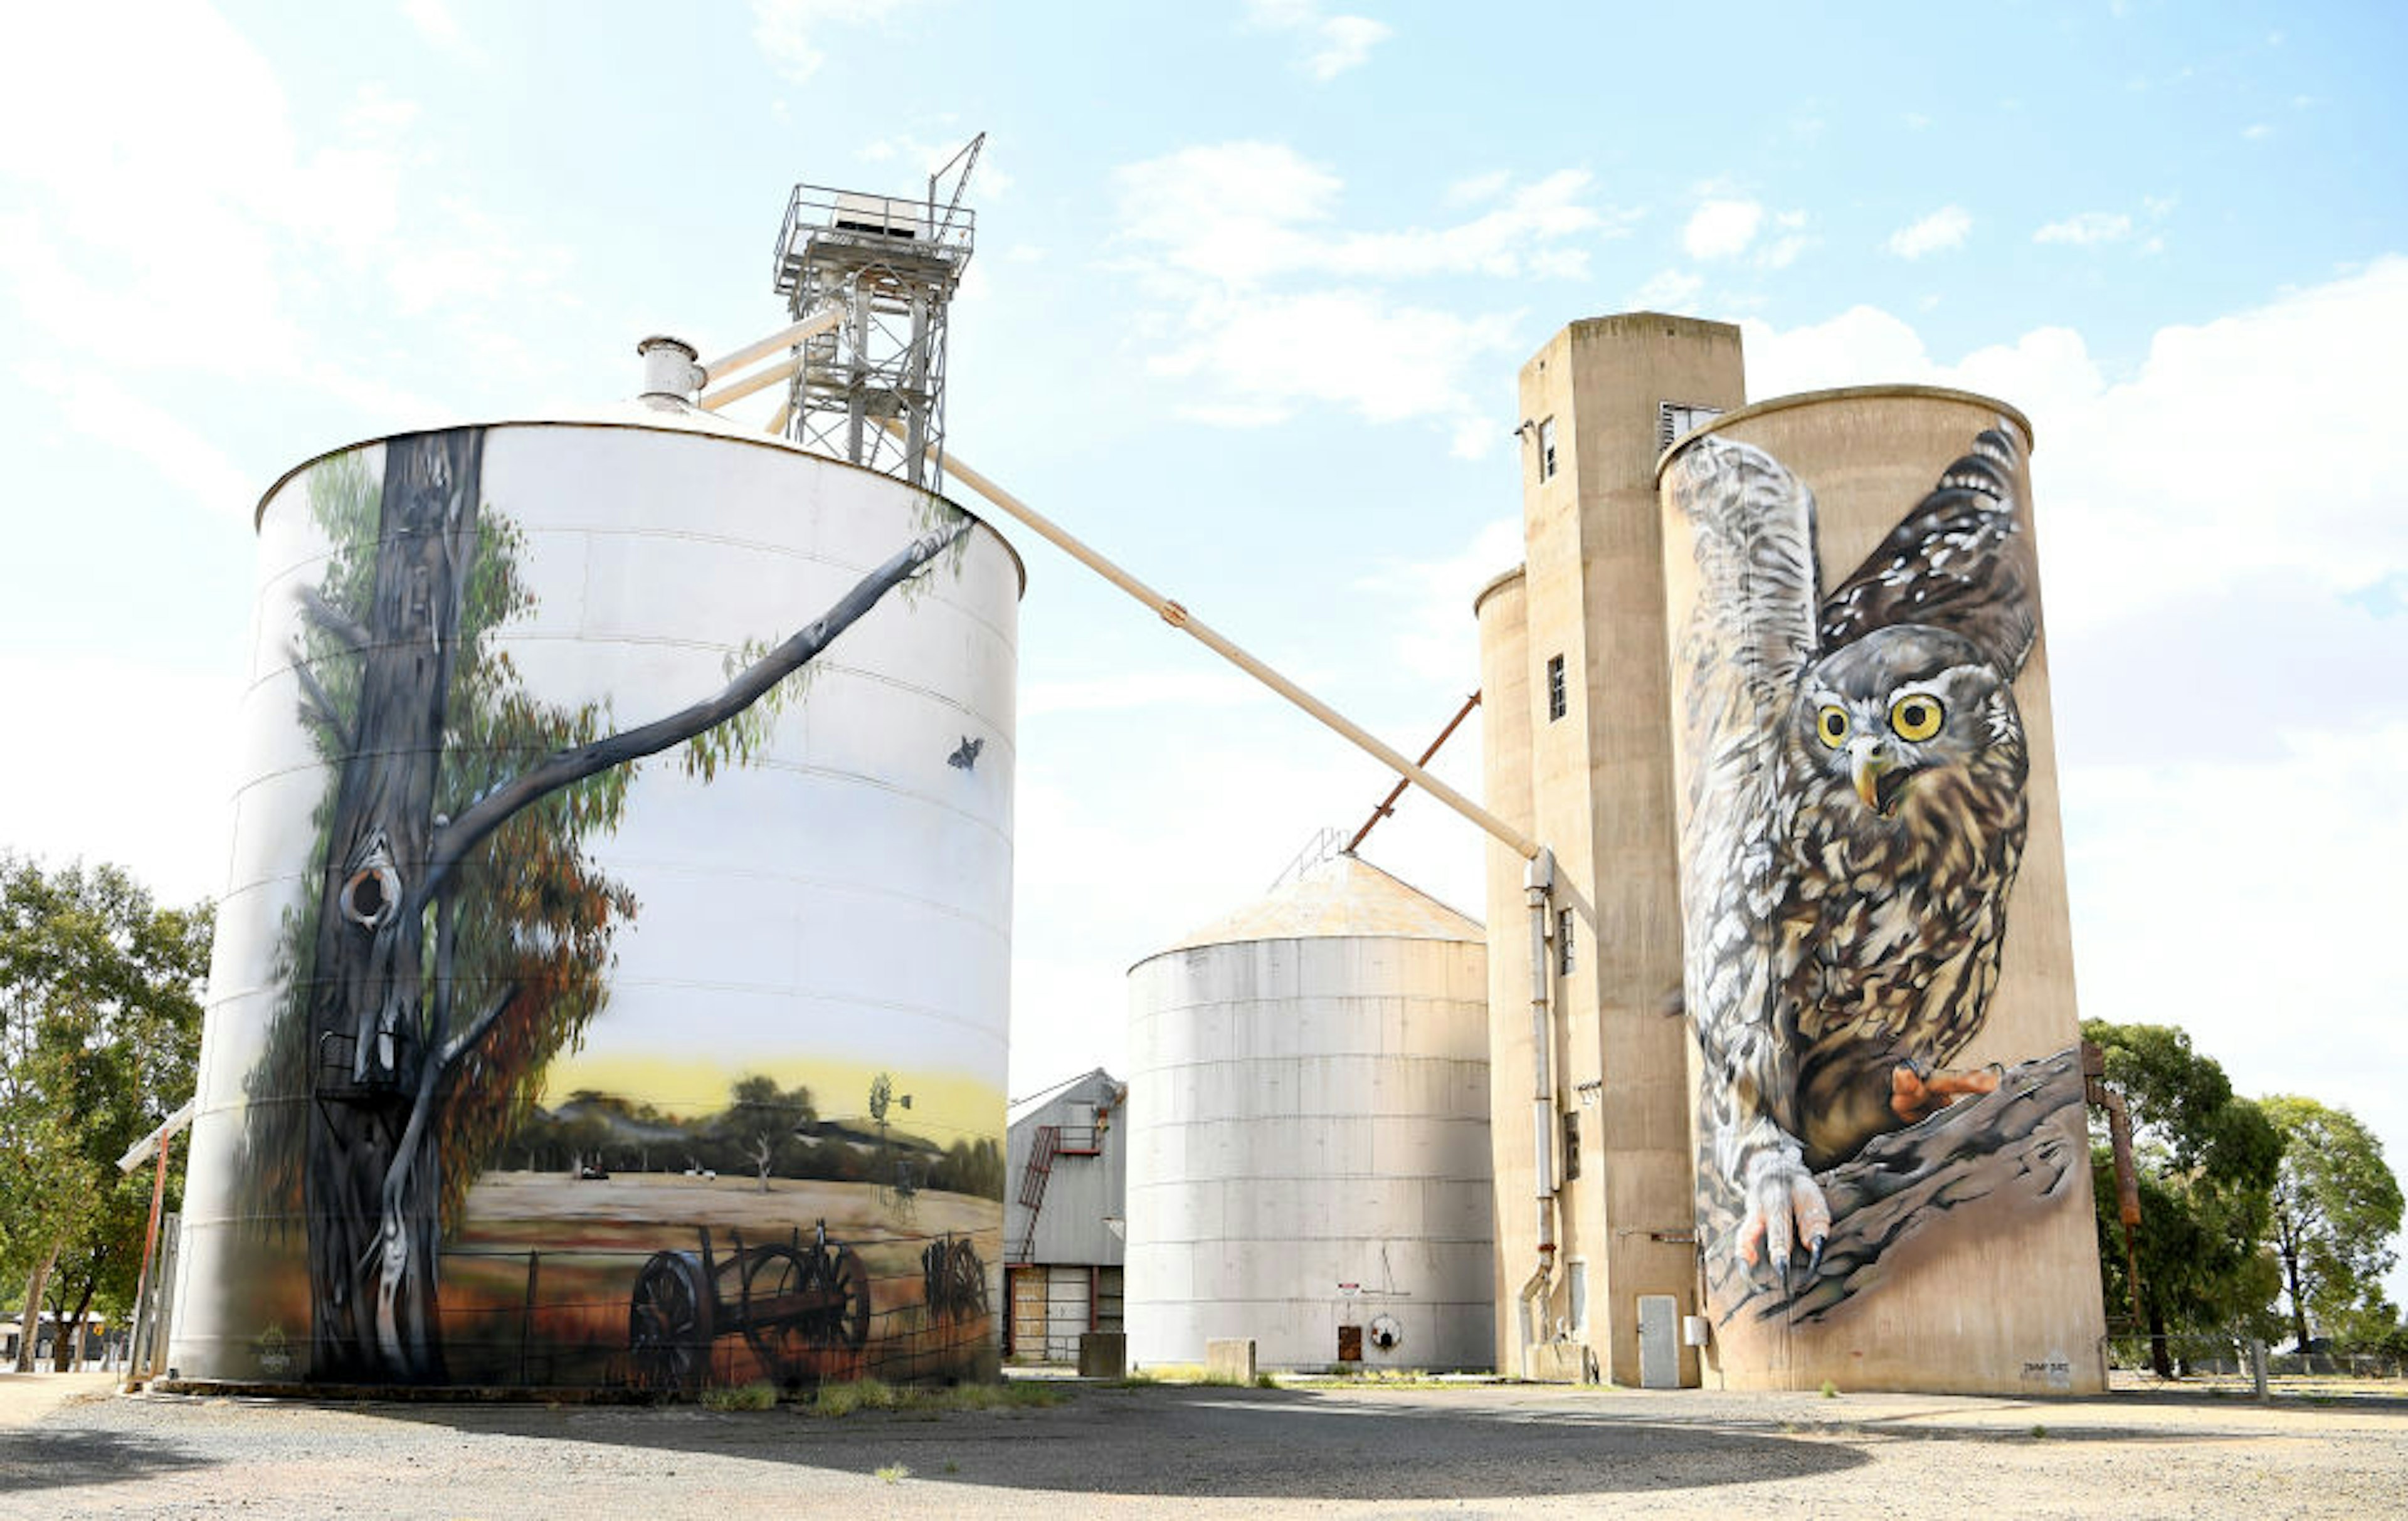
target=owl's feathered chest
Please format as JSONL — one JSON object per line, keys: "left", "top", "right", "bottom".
{"left": 1774, "top": 725, "right": 2029, "bottom": 1051}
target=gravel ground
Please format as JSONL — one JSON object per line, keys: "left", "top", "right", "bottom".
{"left": 4, "top": 1371, "right": 2404, "bottom": 1519}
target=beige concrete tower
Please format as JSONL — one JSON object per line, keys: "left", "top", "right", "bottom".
{"left": 1479, "top": 318, "right": 2102, "bottom": 1394}
{"left": 1481, "top": 315, "right": 1746, "bottom": 1384}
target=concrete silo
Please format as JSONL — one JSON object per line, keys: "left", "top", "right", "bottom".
{"left": 1124, "top": 853, "right": 1492, "bottom": 1372}
{"left": 1657, "top": 385, "right": 2101, "bottom": 1394}
{"left": 170, "top": 378, "right": 1022, "bottom": 1392}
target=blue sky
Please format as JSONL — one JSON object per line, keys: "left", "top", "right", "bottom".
{"left": 4, "top": 1, "right": 2404, "bottom": 1307}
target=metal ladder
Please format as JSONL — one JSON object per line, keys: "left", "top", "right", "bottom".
{"left": 1013, "top": 1124, "right": 1060, "bottom": 1261}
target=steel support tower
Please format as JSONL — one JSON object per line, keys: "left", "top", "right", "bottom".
{"left": 771, "top": 135, "right": 980, "bottom": 489}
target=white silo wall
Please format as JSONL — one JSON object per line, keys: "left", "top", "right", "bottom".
{"left": 171, "top": 415, "right": 1018, "bottom": 1391}
{"left": 1126, "top": 888, "right": 1493, "bottom": 1372}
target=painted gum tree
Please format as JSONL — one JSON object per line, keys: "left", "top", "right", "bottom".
{"left": 273, "top": 428, "right": 966, "bottom": 1381}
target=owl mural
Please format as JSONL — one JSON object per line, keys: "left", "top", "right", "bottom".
{"left": 1665, "top": 424, "right": 2048, "bottom": 1316}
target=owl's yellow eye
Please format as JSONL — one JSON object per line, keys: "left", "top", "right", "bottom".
{"left": 1890, "top": 694, "right": 1945, "bottom": 742}
{"left": 1816, "top": 705, "right": 1849, "bottom": 748}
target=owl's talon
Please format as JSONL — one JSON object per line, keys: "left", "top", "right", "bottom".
{"left": 1890, "top": 1058, "right": 2004, "bottom": 1126}
{"left": 1739, "top": 1149, "right": 1832, "bottom": 1293}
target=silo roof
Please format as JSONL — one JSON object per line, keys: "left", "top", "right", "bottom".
{"left": 1161, "top": 853, "right": 1482, "bottom": 952}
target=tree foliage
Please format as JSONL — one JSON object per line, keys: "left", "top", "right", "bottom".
{"left": 0, "top": 856, "right": 210, "bottom": 1366}
{"left": 2083, "top": 1020, "right": 2285, "bottom": 1366}
{"left": 2261, "top": 1095, "right": 2403, "bottom": 1352}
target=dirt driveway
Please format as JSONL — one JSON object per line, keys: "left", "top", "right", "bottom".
{"left": 3, "top": 1372, "right": 2402, "bottom": 1519}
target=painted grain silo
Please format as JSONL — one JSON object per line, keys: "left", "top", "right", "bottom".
{"left": 168, "top": 375, "right": 1021, "bottom": 1393}
{"left": 1484, "top": 317, "right": 2104, "bottom": 1395}
{"left": 1657, "top": 385, "right": 2103, "bottom": 1394}
{"left": 1124, "top": 853, "right": 1492, "bottom": 1372}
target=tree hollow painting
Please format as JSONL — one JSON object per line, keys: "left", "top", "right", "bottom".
{"left": 1664, "top": 418, "right": 2090, "bottom": 1340}
{"left": 176, "top": 423, "right": 1017, "bottom": 1390}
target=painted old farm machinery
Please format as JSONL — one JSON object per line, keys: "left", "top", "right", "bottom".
{"left": 627, "top": 1220, "right": 870, "bottom": 1390}
{"left": 921, "top": 1231, "right": 988, "bottom": 1322}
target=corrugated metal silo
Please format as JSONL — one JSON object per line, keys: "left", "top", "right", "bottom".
{"left": 170, "top": 394, "right": 1021, "bottom": 1392}
{"left": 1124, "top": 854, "right": 1492, "bottom": 1372}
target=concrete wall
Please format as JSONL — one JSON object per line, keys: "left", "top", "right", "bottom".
{"left": 1482, "top": 315, "right": 1745, "bottom": 1385}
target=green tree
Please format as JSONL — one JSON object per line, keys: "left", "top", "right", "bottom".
{"left": 721, "top": 1075, "right": 815, "bottom": 1192}
{"left": 2260, "top": 1095, "right": 2404, "bottom": 1352}
{"left": 2083, "top": 1020, "right": 2284, "bottom": 1376}
{"left": 0, "top": 857, "right": 211, "bottom": 1372}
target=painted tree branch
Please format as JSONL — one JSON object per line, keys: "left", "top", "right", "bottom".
{"left": 418, "top": 518, "right": 971, "bottom": 907}
{"left": 289, "top": 646, "right": 351, "bottom": 749}
{"left": 437, "top": 985, "right": 515, "bottom": 1076}
{"left": 1713, "top": 1045, "right": 2087, "bottom": 1325}
{"left": 298, "top": 584, "right": 374, "bottom": 656}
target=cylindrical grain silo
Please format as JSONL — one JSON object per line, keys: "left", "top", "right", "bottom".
{"left": 1472, "top": 567, "right": 1537, "bottom": 1373}
{"left": 1124, "top": 854, "right": 1492, "bottom": 1372}
{"left": 1657, "top": 384, "right": 2104, "bottom": 1394}
{"left": 170, "top": 396, "right": 1020, "bottom": 1392}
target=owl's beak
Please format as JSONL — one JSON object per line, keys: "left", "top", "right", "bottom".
{"left": 1849, "top": 739, "right": 1896, "bottom": 813}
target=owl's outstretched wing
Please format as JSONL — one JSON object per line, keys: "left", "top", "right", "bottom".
{"left": 1817, "top": 425, "right": 2038, "bottom": 680}
{"left": 1664, "top": 436, "right": 1827, "bottom": 1282}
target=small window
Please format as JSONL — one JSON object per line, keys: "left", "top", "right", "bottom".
{"left": 1537, "top": 417, "right": 1558, "bottom": 480}
{"left": 1568, "top": 1258, "right": 1589, "bottom": 1335}
{"left": 1659, "top": 402, "right": 1723, "bottom": 452}
{"left": 1561, "top": 1110, "right": 1582, "bottom": 1184}
{"left": 1557, "top": 907, "right": 1575, "bottom": 976}
{"left": 1546, "top": 655, "right": 1566, "bottom": 721}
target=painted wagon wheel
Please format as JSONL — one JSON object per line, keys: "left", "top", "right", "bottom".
{"left": 801, "top": 1245, "right": 873, "bottom": 1350}
{"left": 628, "top": 1251, "right": 714, "bottom": 1391}
{"left": 946, "top": 1238, "right": 988, "bottom": 1317}
{"left": 735, "top": 1243, "right": 816, "bottom": 1386}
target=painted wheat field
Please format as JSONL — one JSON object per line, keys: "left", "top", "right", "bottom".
{"left": 436, "top": 1172, "right": 1001, "bottom": 1389}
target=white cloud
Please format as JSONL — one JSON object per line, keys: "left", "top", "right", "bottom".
{"left": 1244, "top": 0, "right": 1392, "bottom": 81}
{"left": 857, "top": 130, "right": 1009, "bottom": 198}
{"left": 0, "top": 651, "right": 245, "bottom": 904}
{"left": 1886, "top": 204, "right": 1972, "bottom": 259}
{"left": 1111, "top": 143, "right": 1608, "bottom": 452}
{"left": 1630, "top": 268, "right": 1704, "bottom": 312}
{"left": 2034, "top": 211, "right": 2134, "bottom": 246}
{"left": 1684, "top": 199, "right": 1763, "bottom": 261}
{"left": 2243, "top": 122, "right": 2273, "bottom": 140}
{"left": 1146, "top": 288, "right": 1523, "bottom": 455}
{"left": 49, "top": 366, "right": 261, "bottom": 524}
{"left": 1745, "top": 257, "right": 2408, "bottom": 630}
{"left": 401, "top": 0, "right": 488, "bottom": 66}
{"left": 1023, "top": 668, "right": 1274, "bottom": 717}
{"left": 1356, "top": 515, "right": 1523, "bottom": 682}
{"left": 1445, "top": 169, "right": 1513, "bottom": 207}
{"left": 751, "top": 0, "right": 922, "bottom": 83}
{"left": 1115, "top": 144, "right": 1602, "bottom": 286}
{"left": 0, "top": 4, "right": 575, "bottom": 439}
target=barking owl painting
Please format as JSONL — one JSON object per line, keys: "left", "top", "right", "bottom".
{"left": 1666, "top": 423, "right": 2054, "bottom": 1320}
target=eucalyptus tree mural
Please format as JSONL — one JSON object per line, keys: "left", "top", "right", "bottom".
{"left": 257, "top": 427, "right": 968, "bottom": 1382}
